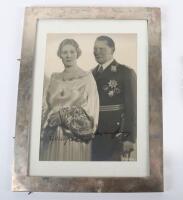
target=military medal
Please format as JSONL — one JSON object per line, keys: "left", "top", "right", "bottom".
{"left": 103, "top": 79, "right": 121, "bottom": 97}
{"left": 108, "top": 80, "right": 118, "bottom": 88}
{"left": 108, "top": 90, "right": 114, "bottom": 97}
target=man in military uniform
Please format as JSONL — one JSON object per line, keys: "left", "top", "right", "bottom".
{"left": 91, "top": 35, "right": 136, "bottom": 161}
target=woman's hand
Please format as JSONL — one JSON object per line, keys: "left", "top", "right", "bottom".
{"left": 48, "top": 112, "right": 61, "bottom": 127}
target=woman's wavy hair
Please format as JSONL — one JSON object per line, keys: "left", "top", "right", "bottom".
{"left": 57, "top": 39, "right": 82, "bottom": 59}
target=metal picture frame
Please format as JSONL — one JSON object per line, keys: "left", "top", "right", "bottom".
{"left": 12, "top": 7, "right": 163, "bottom": 192}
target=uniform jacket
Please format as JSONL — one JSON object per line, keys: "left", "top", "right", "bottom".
{"left": 92, "top": 59, "right": 137, "bottom": 142}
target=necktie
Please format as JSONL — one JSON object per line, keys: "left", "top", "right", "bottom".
{"left": 98, "top": 65, "right": 103, "bottom": 74}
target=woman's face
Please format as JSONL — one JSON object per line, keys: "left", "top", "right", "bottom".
{"left": 60, "top": 44, "right": 78, "bottom": 67}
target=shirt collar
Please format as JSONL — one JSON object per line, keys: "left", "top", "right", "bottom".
{"left": 100, "top": 58, "right": 114, "bottom": 70}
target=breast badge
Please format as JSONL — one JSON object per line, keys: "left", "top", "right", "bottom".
{"left": 102, "top": 79, "right": 121, "bottom": 97}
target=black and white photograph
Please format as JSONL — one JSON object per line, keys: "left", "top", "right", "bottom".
{"left": 39, "top": 33, "right": 137, "bottom": 161}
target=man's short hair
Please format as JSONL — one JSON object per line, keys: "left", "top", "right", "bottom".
{"left": 96, "top": 35, "right": 115, "bottom": 52}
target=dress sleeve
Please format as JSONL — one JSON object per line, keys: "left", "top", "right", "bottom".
{"left": 40, "top": 74, "right": 55, "bottom": 148}
{"left": 83, "top": 73, "right": 99, "bottom": 133}
{"left": 41, "top": 74, "right": 54, "bottom": 130}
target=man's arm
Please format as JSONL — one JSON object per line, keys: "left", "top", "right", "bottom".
{"left": 120, "top": 67, "right": 137, "bottom": 143}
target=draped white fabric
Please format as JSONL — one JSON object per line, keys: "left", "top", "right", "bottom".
{"left": 40, "top": 72, "right": 99, "bottom": 161}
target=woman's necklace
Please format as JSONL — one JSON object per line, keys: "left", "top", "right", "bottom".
{"left": 62, "top": 66, "right": 86, "bottom": 81}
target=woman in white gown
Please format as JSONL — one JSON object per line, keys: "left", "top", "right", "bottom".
{"left": 40, "top": 39, "right": 99, "bottom": 161}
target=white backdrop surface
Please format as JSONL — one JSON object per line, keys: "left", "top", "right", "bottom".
{"left": 0, "top": 0, "right": 183, "bottom": 199}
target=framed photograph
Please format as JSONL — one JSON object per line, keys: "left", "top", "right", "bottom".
{"left": 12, "top": 7, "right": 163, "bottom": 192}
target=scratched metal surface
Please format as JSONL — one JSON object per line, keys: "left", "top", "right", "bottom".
{"left": 12, "top": 7, "right": 163, "bottom": 192}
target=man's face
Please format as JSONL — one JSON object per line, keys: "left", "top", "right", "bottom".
{"left": 94, "top": 40, "right": 113, "bottom": 64}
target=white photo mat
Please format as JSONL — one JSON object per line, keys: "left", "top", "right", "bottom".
{"left": 29, "top": 19, "right": 149, "bottom": 177}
